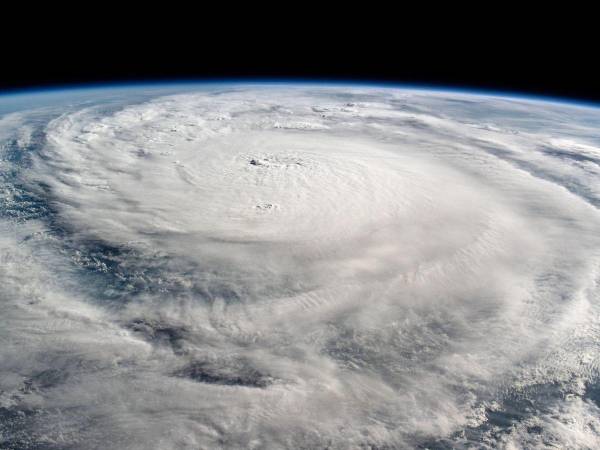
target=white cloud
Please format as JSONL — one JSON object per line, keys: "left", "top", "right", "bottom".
{"left": 2, "top": 86, "right": 600, "bottom": 448}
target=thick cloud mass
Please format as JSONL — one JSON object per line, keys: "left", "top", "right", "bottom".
{"left": 2, "top": 85, "right": 600, "bottom": 449}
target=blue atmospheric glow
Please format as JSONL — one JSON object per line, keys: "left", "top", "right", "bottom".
{"left": 0, "top": 78, "right": 599, "bottom": 111}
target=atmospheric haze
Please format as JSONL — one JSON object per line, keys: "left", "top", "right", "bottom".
{"left": 1, "top": 84, "right": 600, "bottom": 449}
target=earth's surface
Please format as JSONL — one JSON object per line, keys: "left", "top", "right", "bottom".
{"left": 1, "top": 83, "right": 600, "bottom": 449}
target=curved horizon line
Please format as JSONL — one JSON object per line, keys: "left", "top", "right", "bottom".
{"left": 1, "top": 77, "right": 599, "bottom": 110}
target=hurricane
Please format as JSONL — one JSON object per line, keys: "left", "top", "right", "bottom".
{"left": 2, "top": 84, "right": 600, "bottom": 449}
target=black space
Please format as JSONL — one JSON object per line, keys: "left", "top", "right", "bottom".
{"left": 2, "top": 15, "right": 598, "bottom": 103}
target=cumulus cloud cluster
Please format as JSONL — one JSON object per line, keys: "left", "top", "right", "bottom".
{"left": 1, "top": 85, "right": 600, "bottom": 449}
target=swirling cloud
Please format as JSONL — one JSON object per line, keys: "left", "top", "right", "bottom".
{"left": 1, "top": 86, "right": 600, "bottom": 448}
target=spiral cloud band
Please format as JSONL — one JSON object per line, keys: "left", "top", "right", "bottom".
{"left": 1, "top": 85, "right": 600, "bottom": 448}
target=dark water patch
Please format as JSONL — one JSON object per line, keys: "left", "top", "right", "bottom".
{"left": 0, "top": 184, "right": 49, "bottom": 222}
{"left": 583, "top": 380, "right": 600, "bottom": 408}
{"left": 1, "top": 123, "right": 47, "bottom": 165}
{"left": 174, "top": 358, "right": 272, "bottom": 388}
{"left": 126, "top": 318, "right": 189, "bottom": 353}
{"left": 20, "top": 370, "right": 69, "bottom": 394}
{"left": 66, "top": 241, "right": 175, "bottom": 303}
{"left": 0, "top": 128, "right": 51, "bottom": 222}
